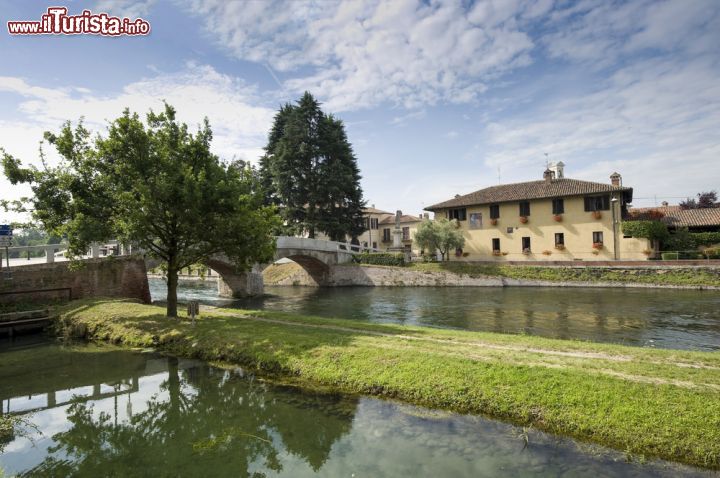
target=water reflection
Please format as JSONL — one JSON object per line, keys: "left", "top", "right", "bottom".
{"left": 1, "top": 340, "right": 713, "bottom": 477}
{"left": 149, "top": 278, "right": 720, "bottom": 351}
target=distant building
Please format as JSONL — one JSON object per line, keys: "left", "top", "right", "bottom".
{"left": 628, "top": 205, "right": 720, "bottom": 232}
{"left": 425, "top": 164, "right": 650, "bottom": 261}
{"left": 356, "top": 207, "right": 423, "bottom": 254}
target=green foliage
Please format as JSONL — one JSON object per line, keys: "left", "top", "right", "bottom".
{"left": 621, "top": 221, "right": 669, "bottom": 241}
{"left": 2, "top": 104, "right": 280, "bottom": 317}
{"left": 414, "top": 218, "right": 465, "bottom": 261}
{"left": 702, "top": 248, "right": 720, "bottom": 259}
{"left": 691, "top": 232, "right": 720, "bottom": 247}
{"left": 408, "top": 262, "right": 720, "bottom": 287}
{"left": 57, "top": 299, "right": 720, "bottom": 470}
{"left": 661, "top": 252, "right": 679, "bottom": 260}
{"left": 2, "top": 227, "right": 62, "bottom": 258}
{"left": 353, "top": 252, "right": 405, "bottom": 266}
{"left": 663, "top": 227, "right": 696, "bottom": 254}
{"left": 260, "top": 92, "right": 365, "bottom": 241}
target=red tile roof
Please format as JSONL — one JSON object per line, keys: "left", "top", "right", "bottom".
{"left": 378, "top": 214, "right": 422, "bottom": 225}
{"left": 426, "top": 178, "right": 631, "bottom": 210}
{"left": 627, "top": 206, "right": 720, "bottom": 227}
{"left": 363, "top": 207, "right": 393, "bottom": 215}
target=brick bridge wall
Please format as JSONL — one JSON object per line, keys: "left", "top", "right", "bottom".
{"left": 0, "top": 257, "right": 151, "bottom": 304}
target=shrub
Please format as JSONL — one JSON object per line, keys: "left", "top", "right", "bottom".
{"left": 661, "top": 252, "right": 679, "bottom": 261}
{"left": 691, "top": 232, "right": 720, "bottom": 247}
{"left": 353, "top": 252, "right": 405, "bottom": 266}
{"left": 621, "top": 221, "right": 669, "bottom": 242}
{"left": 663, "top": 227, "right": 696, "bottom": 252}
{"left": 702, "top": 247, "right": 720, "bottom": 259}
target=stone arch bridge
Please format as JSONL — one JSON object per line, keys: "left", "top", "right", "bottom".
{"left": 2, "top": 236, "right": 374, "bottom": 300}
{"left": 206, "top": 236, "right": 366, "bottom": 297}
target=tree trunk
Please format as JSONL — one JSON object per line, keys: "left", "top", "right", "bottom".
{"left": 166, "top": 266, "right": 179, "bottom": 318}
{"left": 308, "top": 226, "right": 315, "bottom": 239}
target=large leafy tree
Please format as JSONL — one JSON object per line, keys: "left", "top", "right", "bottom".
{"left": 680, "top": 190, "right": 718, "bottom": 209}
{"left": 414, "top": 218, "right": 465, "bottom": 261}
{"left": 2, "top": 104, "right": 279, "bottom": 317}
{"left": 259, "top": 92, "right": 365, "bottom": 241}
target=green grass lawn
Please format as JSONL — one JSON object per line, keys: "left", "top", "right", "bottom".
{"left": 405, "top": 262, "right": 720, "bottom": 287}
{"left": 54, "top": 298, "right": 720, "bottom": 470}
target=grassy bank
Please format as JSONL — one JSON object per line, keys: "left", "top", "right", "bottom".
{"left": 55, "top": 299, "right": 720, "bottom": 469}
{"left": 406, "top": 262, "right": 720, "bottom": 287}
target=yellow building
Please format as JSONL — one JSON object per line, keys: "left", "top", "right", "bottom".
{"left": 378, "top": 213, "right": 423, "bottom": 253}
{"left": 425, "top": 166, "right": 650, "bottom": 261}
{"left": 317, "top": 206, "right": 423, "bottom": 254}
{"left": 356, "top": 207, "right": 422, "bottom": 253}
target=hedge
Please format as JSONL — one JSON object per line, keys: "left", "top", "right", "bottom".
{"left": 621, "top": 220, "right": 669, "bottom": 241}
{"left": 353, "top": 252, "right": 406, "bottom": 266}
{"left": 691, "top": 232, "right": 720, "bottom": 247}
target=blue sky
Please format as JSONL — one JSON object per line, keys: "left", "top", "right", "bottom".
{"left": 1, "top": 0, "right": 719, "bottom": 224}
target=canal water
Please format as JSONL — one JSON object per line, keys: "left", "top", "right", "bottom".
{"left": 149, "top": 278, "right": 720, "bottom": 351}
{"left": 0, "top": 339, "right": 714, "bottom": 477}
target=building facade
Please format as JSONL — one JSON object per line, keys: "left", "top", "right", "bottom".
{"left": 425, "top": 166, "right": 650, "bottom": 261}
{"left": 318, "top": 206, "right": 423, "bottom": 254}
{"left": 378, "top": 213, "right": 423, "bottom": 254}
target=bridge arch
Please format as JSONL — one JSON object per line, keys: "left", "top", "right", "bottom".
{"left": 146, "top": 237, "right": 364, "bottom": 298}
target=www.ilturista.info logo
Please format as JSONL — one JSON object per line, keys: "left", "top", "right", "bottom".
{"left": 7, "top": 7, "right": 151, "bottom": 36}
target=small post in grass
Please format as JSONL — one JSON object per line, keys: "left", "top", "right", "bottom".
{"left": 187, "top": 300, "right": 200, "bottom": 326}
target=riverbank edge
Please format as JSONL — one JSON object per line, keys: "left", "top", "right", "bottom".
{"left": 266, "top": 262, "right": 720, "bottom": 290}
{"left": 51, "top": 298, "right": 720, "bottom": 470}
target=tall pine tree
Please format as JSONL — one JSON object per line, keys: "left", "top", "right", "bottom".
{"left": 260, "top": 92, "right": 365, "bottom": 240}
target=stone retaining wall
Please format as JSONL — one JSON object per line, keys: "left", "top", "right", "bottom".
{"left": 265, "top": 262, "right": 720, "bottom": 290}
{"left": 0, "top": 257, "right": 151, "bottom": 304}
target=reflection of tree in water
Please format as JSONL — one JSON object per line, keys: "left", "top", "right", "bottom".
{"left": 23, "top": 359, "right": 357, "bottom": 477}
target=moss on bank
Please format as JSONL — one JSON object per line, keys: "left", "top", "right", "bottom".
{"left": 406, "top": 262, "right": 720, "bottom": 287}
{"left": 55, "top": 298, "right": 720, "bottom": 470}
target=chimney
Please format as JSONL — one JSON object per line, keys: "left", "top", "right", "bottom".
{"left": 454, "top": 194, "right": 461, "bottom": 198}
{"left": 610, "top": 172, "right": 621, "bottom": 187}
{"left": 550, "top": 161, "right": 565, "bottom": 179}
{"left": 661, "top": 201, "right": 668, "bottom": 207}
{"left": 543, "top": 168, "right": 554, "bottom": 184}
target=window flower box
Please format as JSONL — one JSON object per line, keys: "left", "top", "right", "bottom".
{"left": 519, "top": 216, "right": 529, "bottom": 224}
{"left": 592, "top": 242, "right": 604, "bottom": 249}
{"left": 490, "top": 218, "right": 498, "bottom": 226}
{"left": 553, "top": 214, "right": 563, "bottom": 222}
{"left": 555, "top": 244, "right": 566, "bottom": 250}
{"left": 522, "top": 248, "right": 532, "bottom": 255}
{"left": 542, "top": 250, "right": 552, "bottom": 255}
{"left": 592, "top": 211, "right": 602, "bottom": 220}
{"left": 642, "top": 249, "right": 653, "bottom": 256}
{"left": 592, "top": 249, "right": 600, "bottom": 255}
{"left": 492, "top": 250, "right": 502, "bottom": 256}
{"left": 501, "top": 251, "right": 509, "bottom": 256}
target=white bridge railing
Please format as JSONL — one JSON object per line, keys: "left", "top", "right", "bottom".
{"left": 2, "top": 241, "right": 131, "bottom": 267}
{"left": 274, "top": 236, "right": 381, "bottom": 254}
{"left": 2, "top": 237, "right": 381, "bottom": 268}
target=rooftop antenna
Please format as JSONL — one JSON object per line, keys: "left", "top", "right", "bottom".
{"left": 497, "top": 166, "right": 501, "bottom": 184}
{"left": 544, "top": 152, "right": 550, "bottom": 169}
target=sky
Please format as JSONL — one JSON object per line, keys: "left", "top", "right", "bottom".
{"left": 1, "top": 0, "right": 719, "bottom": 225}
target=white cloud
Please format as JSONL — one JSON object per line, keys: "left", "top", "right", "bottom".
{"left": 94, "top": 0, "right": 157, "bottom": 18}
{"left": 480, "top": 55, "right": 720, "bottom": 206}
{"left": 543, "top": 0, "right": 720, "bottom": 66}
{"left": 0, "top": 64, "right": 275, "bottom": 163}
{"left": 390, "top": 110, "right": 425, "bottom": 126}
{"left": 0, "top": 64, "right": 276, "bottom": 221}
{"left": 185, "top": 0, "right": 539, "bottom": 111}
